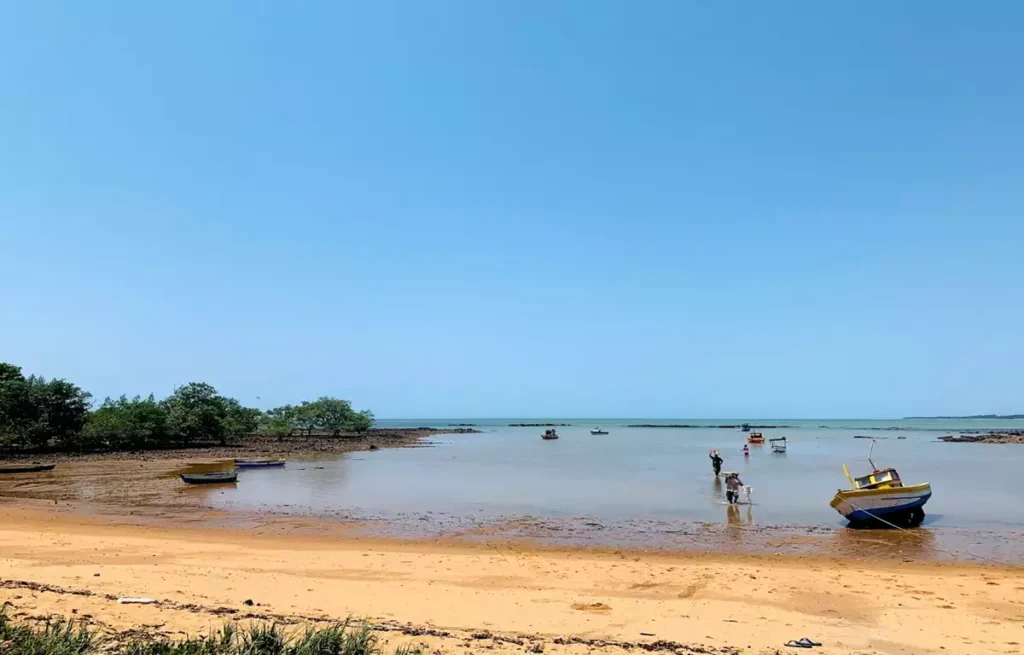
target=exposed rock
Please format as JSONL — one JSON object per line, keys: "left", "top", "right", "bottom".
{"left": 939, "top": 431, "right": 1024, "bottom": 444}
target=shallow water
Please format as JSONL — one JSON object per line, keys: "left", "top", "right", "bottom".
{"left": 209, "top": 419, "right": 1024, "bottom": 537}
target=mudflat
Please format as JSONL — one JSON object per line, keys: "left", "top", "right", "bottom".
{"left": 1, "top": 503, "right": 1021, "bottom": 655}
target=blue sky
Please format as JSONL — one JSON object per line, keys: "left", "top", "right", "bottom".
{"left": 2, "top": 2, "right": 1022, "bottom": 418}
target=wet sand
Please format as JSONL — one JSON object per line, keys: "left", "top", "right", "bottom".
{"left": 1, "top": 503, "right": 1023, "bottom": 655}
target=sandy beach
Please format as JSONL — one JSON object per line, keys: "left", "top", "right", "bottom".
{"left": 1, "top": 502, "right": 1021, "bottom": 655}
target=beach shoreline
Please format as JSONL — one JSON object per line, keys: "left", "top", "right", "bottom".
{"left": 0, "top": 502, "right": 1021, "bottom": 655}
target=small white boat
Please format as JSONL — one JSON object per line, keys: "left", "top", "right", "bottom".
{"left": 769, "top": 437, "right": 787, "bottom": 453}
{"left": 590, "top": 427, "right": 609, "bottom": 435}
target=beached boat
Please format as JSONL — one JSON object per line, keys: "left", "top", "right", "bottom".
{"left": 180, "top": 472, "right": 238, "bottom": 485}
{"left": 769, "top": 437, "right": 787, "bottom": 453}
{"left": 747, "top": 431, "right": 765, "bottom": 444}
{"left": 0, "top": 463, "right": 56, "bottom": 474}
{"left": 590, "top": 427, "right": 609, "bottom": 435}
{"left": 541, "top": 429, "right": 559, "bottom": 440}
{"left": 234, "top": 459, "right": 286, "bottom": 468}
{"left": 830, "top": 443, "right": 931, "bottom": 526}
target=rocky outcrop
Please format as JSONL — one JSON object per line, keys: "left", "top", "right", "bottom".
{"left": 939, "top": 431, "right": 1024, "bottom": 444}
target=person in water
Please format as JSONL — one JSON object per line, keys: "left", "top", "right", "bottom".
{"left": 709, "top": 450, "right": 723, "bottom": 476}
{"left": 726, "top": 473, "right": 744, "bottom": 504}
{"left": 742, "top": 444, "right": 749, "bottom": 457}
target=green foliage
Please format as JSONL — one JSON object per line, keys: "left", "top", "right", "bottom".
{"left": 0, "top": 610, "right": 413, "bottom": 655}
{"left": 25, "top": 377, "right": 93, "bottom": 448}
{"left": 82, "top": 395, "right": 168, "bottom": 450}
{"left": 0, "top": 361, "right": 374, "bottom": 453}
{"left": 0, "top": 364, "right": 35, "bottom": 447}
{"left": 349, "top": 410, "right": 374, "bottom": 434}
{"left": 164, "top": 382, "right": 227, "bottom": 445}
{"left": 262, "top": 413, "right": 295, "bottom": 439}
{"left": 264, "top": 398, "right": 374, "bottom": 436}
{"left": 0, "top": 610, "right": 94, "bottom": 655}
{"left": 0, "top": 368, "right": 90, "bottom": 449}
{"left": 311, "top": 397, "right": 356, "bottom": 436}
{"left": 222, "top": 398, "right": 261, "bottom": 441}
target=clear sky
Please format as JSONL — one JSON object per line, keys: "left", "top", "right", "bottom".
{"left": 2, "top": 2, "right": 1022, "bottom": 418}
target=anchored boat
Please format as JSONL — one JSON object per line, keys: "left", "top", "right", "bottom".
{"left": 541, "top": 429, "right": 559, "bottom": 440}
{"left": 590, "top": 427, "right": 609, "bottom": 435}
{"left": 234, "top": 459, "right": 286, "bottom": 468}
{"left": 747, "top": 431, "right": 765, "bottom": 444}
{"left": 830, "top": 442, "right": 931, "bottom": 526}
{"left": 769, "top": 436, "right": 787, "bottom": 453}
{"left": 180, "top": 471, "right": 238, "bottom": 485}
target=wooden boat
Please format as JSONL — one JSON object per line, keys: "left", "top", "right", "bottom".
{"left": 541, "top": 429, "right": 559, "bottom": 440}
{"left": 234, "top": 459, "right": 286, "bottom": 468}
{"left": 747, "top": 431, "right": 765, "bottom": 444}
{"left": 590, "top": 427, "right": 609, "bottom": 435}
{"left": 0, "top": 463, "right": 56, "bottom": 474}
{"left": 769, "top": 437, "right": 787, "bottom": 453}
{"left": 180, "top": 472, "right": 238, "bottom": 485}
{"left": 830, "top": 442, "right": 931, "bottom": 526}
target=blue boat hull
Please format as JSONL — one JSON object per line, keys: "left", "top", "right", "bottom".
{"left": 844, "top": 492, "right": 931, "bottom": 522}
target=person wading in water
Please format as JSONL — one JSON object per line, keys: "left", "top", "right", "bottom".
{"left": 726, "top": 472, "right": 744, "bottom": 504}
{"left": 709, "top": 449, "right": 723, "bottom": 476}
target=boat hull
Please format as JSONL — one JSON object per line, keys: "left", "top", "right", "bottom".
{"left": 830, "top": 483, "right": 932, "bottom": 523}
{"left": 0, "top": 464, "right": 56, "bottom": 474}
{"left": 234, "top": 460, "right": 285, "bottom": 468}
{"left": 180, "top": 473, "right": 238, "bottom": 484}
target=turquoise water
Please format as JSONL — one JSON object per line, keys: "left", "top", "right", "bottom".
{"left": 207, "top": 419, "right": 1024, "bottom": 542}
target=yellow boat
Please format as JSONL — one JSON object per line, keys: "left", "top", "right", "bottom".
{"left": 830, "top": 446, "right": 931, "bottom": 526}
{"left": 747, "top": 431, "right": 764, "bottom": 444}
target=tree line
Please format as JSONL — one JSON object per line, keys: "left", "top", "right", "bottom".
{"left": 0, "top": 362, "right": 374, "bottom": 452}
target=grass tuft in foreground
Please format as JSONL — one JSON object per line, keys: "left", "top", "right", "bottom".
{"left": 0, "top": 610, "right": 421, "bottom": 655}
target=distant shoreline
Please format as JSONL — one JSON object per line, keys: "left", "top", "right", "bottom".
{"left": 905, "top": 414, "right": 1024, "bottom": 420}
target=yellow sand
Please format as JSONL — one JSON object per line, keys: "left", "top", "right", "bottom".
{"left": 0, "top": 503, "right": 1022, "bottom": 655}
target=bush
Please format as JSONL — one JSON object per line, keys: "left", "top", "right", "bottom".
{"left": 82, "top": 395, "right": 169, "bottom": 451}
{"left": 0, "top": 610, "right": 420, "bottom": 655}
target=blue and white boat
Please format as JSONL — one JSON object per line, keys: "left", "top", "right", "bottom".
{"left": 830, "top": 444, "right": 931, "bottom": 526}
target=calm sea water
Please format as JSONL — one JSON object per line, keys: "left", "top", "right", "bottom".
{"left": 206, "top": 418, "right": 1024, "bottom": 538}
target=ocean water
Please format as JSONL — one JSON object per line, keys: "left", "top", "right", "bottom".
{"left": 206, "top": 418, "right": 1024, "bottom": 537}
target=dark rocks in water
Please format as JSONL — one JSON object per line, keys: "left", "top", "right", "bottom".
{"left": 367, "top": 444, "right": 379, "bottom": 451}
{"left": 447, "top": 423, "right": 478, "bottom": 427}
{"left": 940, "top": 431, "right": 1024, "bottom": 444}
{"left": 508, "top": 423, "right": 570, "bottom": 427}
{"left": 628, "top": 424, "right": 789, "bottom": 429}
